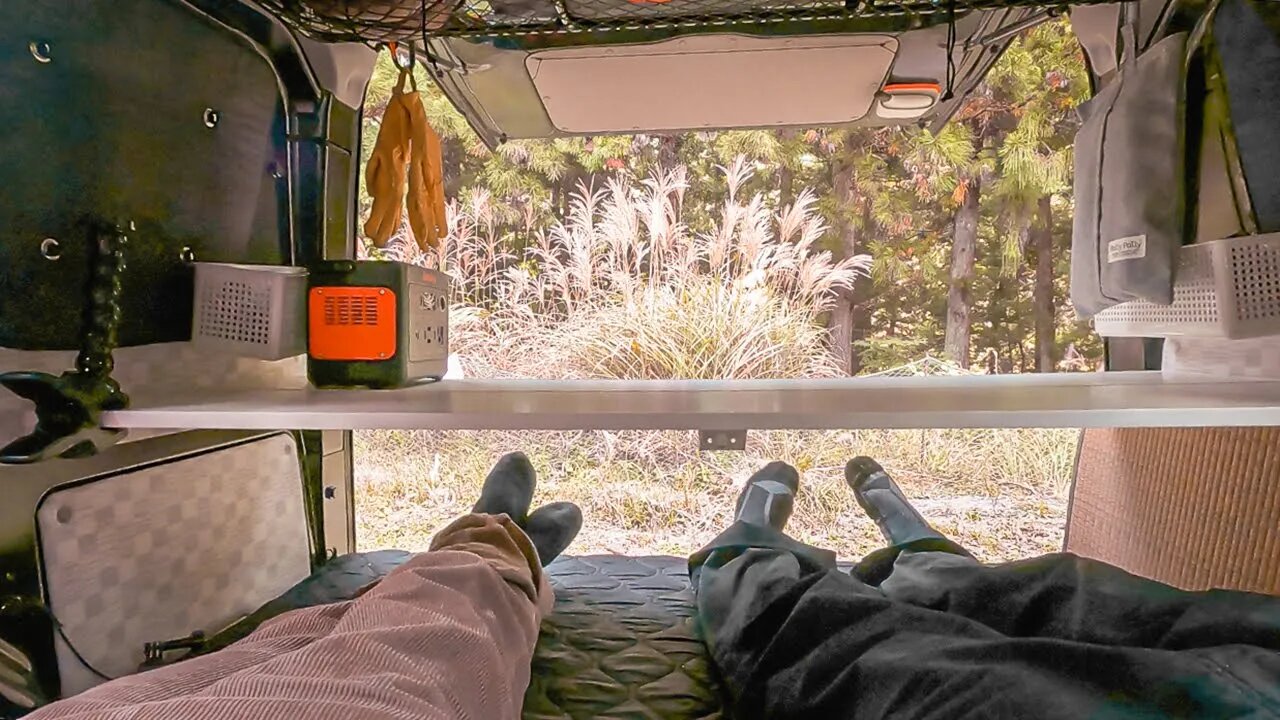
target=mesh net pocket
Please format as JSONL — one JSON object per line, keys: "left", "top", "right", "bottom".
{"left": 256, "top": 0, "right": 1116, "bottom": 42}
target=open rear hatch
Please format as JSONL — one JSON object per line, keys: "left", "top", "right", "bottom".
{"left": 259, "top": 1, "right": 1100, "bottom": 146}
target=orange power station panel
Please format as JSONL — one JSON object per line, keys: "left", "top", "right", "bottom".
{"left": 308, "top": 286, "right": 397, "bottom": 361}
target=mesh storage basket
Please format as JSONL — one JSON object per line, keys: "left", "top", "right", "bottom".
{"left": 255, "top": 0, "right": 1119, "bottom": 42}
{"left": 192, "top": 263, "right": 307, "bottom": 360}
{"left": 1094, "top": 234, "right": 1280, "bottom": 340}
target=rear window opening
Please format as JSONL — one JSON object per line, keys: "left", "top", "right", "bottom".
{"left": 354, "top": 428, "right": 1076, "bottom": 561}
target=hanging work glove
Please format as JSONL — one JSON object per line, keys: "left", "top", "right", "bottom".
{"left": 404, "top": 87, "right": 448, "bottom": 251}
{"left": 363, "top": 71, "right": 411, "bottom": 247}
{"left": 363, "top": 66, "right": 447, "bottom": 251}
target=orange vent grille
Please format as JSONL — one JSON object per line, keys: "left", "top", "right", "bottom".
{"left": 309, "top": 287, "right": 397, "bottom": 361}
{"left": 323, "top": 295, "right": 381, "bottom": 326}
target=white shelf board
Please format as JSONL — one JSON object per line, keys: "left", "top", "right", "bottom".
{"left": 102, "top": 372, "right": 1280, "bottom": 431}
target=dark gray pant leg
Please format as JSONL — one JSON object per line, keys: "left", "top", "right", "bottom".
{"left": 692, "top": 525, "right": 1280, "bottom": 720}
{"left": 877, "top": 549, "right": 1280, "bottom": 652}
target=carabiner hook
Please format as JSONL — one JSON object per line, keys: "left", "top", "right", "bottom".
{"left": 388, "top": 41, "right": 416, "bottom": 72}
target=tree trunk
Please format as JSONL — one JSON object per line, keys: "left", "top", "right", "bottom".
{"left": 558, "top": 168, "right": 579, "bottom": 218}
{"left": 847, "top": 201, "right": 876, "bottom": 375}
{"left": 778, "top": 164, "right": 795, "bottom": 212}
{"left": 777, "top": 130, "right": 797, "bottom": 211}
{"left": 657, "top": 134, "right": 680, "bottom": 171}
{"left": 828, "top": 154, "right": 858, "bottom": 374}
{"left": 830, "top": 294, "right": 855, "bottom": 374}
{"left": 440, "top": 137, "right": 466, "bottom": 200}
{"left": 654, "top": 134, "right": 683, "bottom": 216}
{"left": 944, "top": 179, "right": 980, "bottom": 368}
{"left": 1032, "top": 195, "right": 1055, "bottom": 372}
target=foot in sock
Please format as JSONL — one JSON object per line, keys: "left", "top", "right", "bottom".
{"left": 524, "top": 501, "right": 583, "bottom": 566}
{"left": 844, "top": 456, "right": 946, "bottom": 547}
{"left": 735, "top": 461, "right": 800, "bottom": 531}
{"left": 472, "top": 452, "right": 537, "bottom": 524}
{"left": 471, "top": 452, "right": 582, "bottom": 565}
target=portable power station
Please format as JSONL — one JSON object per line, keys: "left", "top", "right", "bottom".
{"left": 306, "top": 260, "right": 450, "bottom": 388}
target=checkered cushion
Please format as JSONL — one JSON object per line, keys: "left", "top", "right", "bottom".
{"left": 36, "top": 433, "right": 312, "bottom": 695}
{"left": 194, "top": 550, "right": 414, "bottom": 656}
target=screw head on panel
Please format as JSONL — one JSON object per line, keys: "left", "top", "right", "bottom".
{"left": 29, "top": 41, "right": 51, "bottom": 63}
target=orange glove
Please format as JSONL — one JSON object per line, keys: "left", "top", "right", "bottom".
{"left": 405, "top": 89, "right": 448, "bottom": 251}
{"left": 363, "top": 71, "right": 411, "bottom": 247}
{"left": 363, "top": 66, "right": 447, "bottom": 251}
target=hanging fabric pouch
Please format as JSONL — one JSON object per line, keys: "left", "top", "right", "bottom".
{"left": 1070, "top": 3, "right": 1217, "bottom": 317}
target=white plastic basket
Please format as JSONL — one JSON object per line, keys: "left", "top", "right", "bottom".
{"left": 1094, "top": 234, "right": 1280, "bottom": 339}
{"left": 192, "top": 263, "right": 307, "bottom": 360}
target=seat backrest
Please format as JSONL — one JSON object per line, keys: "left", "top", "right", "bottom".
{"left": 1066, "top": 426, "right": 1280, "bottom": 594}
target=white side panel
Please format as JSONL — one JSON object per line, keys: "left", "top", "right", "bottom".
{"left": 36, "top": 433, "right": 312, "bottom": 695}
{"left": 528, "top": 34, "right": 897, "bottom": 132}
{"left": 1164, "top": 336, "right": 1280, "bottom": 381}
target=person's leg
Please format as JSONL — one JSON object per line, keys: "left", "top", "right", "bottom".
{"left": 26, "top": 453, "right": 580, "bottom": 720}
{"left": 696, "top": 461, "right": 1280, "bottom": 720}
{"left": 879, "top": 548, "right": 1280, "bottom": 652}
{"left": 693, "top": 464, "right": 1070, "bottom": 719}
{"left": 692, "top": 462, "right": 875, "bottom": 717}
{"left": 847, "top": 457, "right": 1280, "bottom": 652}
{"left": 472, "top": 451, "right": 582, "bottom": 567}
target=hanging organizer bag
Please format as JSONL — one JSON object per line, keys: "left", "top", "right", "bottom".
{"left": 1070, "top": 6, "right": 1213, "bottom": 317}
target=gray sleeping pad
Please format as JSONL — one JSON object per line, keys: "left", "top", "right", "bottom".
{"left": 523, "top": 555, "right": 723, "bottom": 720}
{"left": 197, "top": 552, "right": 725, "bottom": 720}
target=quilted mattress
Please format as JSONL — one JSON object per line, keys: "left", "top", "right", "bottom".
{"left": 198, "top": 552, "right": 725, "bottom": 720}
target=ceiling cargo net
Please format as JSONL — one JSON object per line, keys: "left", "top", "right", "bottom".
{"left": 257, "top": 0, "right": 1108, "bottom": 41}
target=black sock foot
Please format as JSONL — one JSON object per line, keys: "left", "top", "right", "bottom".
{"left": 473, "top": 452, "right": 537, "bottom": 524}
{"left": 734, "top": 461, "right": 800, "bottom": 531}
{"left": 525, "top": 502, "right": 583, "bottom": 566}
{"left": 845, "top": 457, "right": 946, "bottom": 547}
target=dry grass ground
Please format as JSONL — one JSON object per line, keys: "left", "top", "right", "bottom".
{"left": 355, "top": 427, "right": 1077, "bottom": 564}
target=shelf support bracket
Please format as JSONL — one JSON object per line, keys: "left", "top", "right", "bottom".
{"left": 699, "top": 430, "right": 747, "bottom": 451}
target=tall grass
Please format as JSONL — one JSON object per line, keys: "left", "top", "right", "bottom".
{"left": 366, "top": 159, "right": 869, "bottom": 379}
